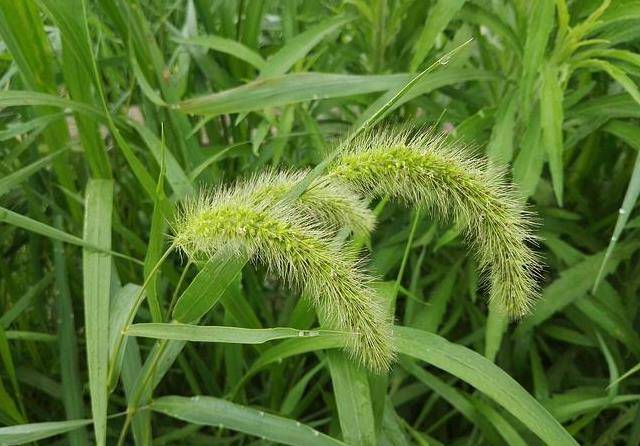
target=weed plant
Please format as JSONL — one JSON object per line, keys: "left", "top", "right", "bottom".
{"left": 0, "top": 1, "right": 639, "bottom": 445}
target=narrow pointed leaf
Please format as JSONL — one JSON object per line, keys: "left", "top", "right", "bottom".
{"left": 153, "top": 395, "right": 346, "bottom": 446}
{"left": 82, "top": 179, "right": 113, "bottom": 446}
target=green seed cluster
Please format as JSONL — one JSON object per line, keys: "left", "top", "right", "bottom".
{"left": 173, "top": 175, "right": 394, "bottom": 373}
{"left": 329, "top": 129, "right": 539, "bottom": 318}
{"left": 248, "top": 170, "right": 375, "bottom": 237}
{"left": 173, "top": 128, "right": 540, "bottom": 374}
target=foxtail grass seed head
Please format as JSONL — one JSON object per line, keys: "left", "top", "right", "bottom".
{"left": 329, "top": 128, "right": 540, "bottom": 319}
{"left": 172, "top": 173, "right": 394, "bottom": 373}
{"left": 248, "top": 169, "right": 375, "bottom": 237}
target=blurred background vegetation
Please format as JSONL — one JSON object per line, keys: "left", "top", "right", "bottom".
{"left": 1, "top": 0, "right": 640, "bottom": 444}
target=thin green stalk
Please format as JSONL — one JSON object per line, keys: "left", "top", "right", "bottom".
{"left": 107, "top": 245, "right": 175, "bottom": 386}
{"left": 394, "top": 209, "right": 422, "bottom": 308}
{"left": 118, "top": 339, "right": 170, "bottom": 446}
{"left": 167, "top": 260, "right": 193, "bottom": 315}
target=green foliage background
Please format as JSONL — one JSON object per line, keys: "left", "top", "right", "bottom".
{"left": 0, "top": 0, "right": 639, "bottom": 445}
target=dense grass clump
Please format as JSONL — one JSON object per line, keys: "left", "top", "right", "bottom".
{"left": 330, "top": 129, "right": 539, "bottom": 318}
{"left": 2, "top": 1, "right": 640, "bottom": 445}
{"left": 172, "top": 173, "right": 394, "bottom": 372}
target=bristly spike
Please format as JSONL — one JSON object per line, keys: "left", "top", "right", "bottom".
{"left": 172, "top": 172, "right": 393, "bottom": 373}
{"left": 328, "top": 127, "right": 540, "bottom": 319}
{"left": 248, "top": 169, "right": 376, "bottom": 237}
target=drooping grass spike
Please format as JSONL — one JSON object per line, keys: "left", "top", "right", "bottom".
{"left": 248, "top": 169, "right": 375, "bottom": 237}
{"left": 172, "top": 172, "right": 394, "bottom": 373}
{"left": 328, "top": 128, "right": 539, "bottom": 319}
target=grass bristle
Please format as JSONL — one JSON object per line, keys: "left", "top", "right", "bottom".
{"left": 330, "top": 128, "right": 540, "bottom": 318}
{"left": 173, "top": 172, "right": 394, "bottom": 372}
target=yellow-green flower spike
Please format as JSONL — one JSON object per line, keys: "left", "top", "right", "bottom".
{"left": 249, "top": 170, "right": 375, "bottom": 237}
{"left": 172, "top": 174, "right": 394, "bottom": 373}
{"left": 329, "top": 128, "right": 540, "bottom": 319}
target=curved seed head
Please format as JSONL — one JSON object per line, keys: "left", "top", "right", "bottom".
{"left": 172, "top": 173, "right": 394, "bottom": 372}
{"left": 248, "top": 169, "right": 375, "bottom": 237}
{"left": 329, "top": 127, "right": 540, "bottom": 319}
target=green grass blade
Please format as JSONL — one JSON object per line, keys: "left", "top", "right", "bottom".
{"left": 352, "top": 68, "right": 493, "bottom": 130}
{"left": 394, "top": 326, "right": 579, "bottom": 445}
{"left": 0, "top": 206, "right": 141, "bottom": 264}
{"left": 400, "top": 357, "right": 477, "bottom": 421}
{"left": 0, "top": 113, "right": 62, "bottom": 141}
{"left": 144, "top": 152, "right": 169, "bottom": 324}
{"left": 0, "top": 419, "right": 92, "bottom": 445}
{"left": 326, "top": 351, "right": 376, "bottom": 446}
{"left": 0, "top": 91, "right": 104, "bottom": 117}
{"left": 260, "top": 15, "right": 352, "bottom": 78}
{"left": 52, "top": 219, "right": 88, "bottom": 446}
{"left": 35, "top": 0, "right": 112, "bottom": 178}
{"left": 4, "top": 331, "right": 56, "bottom": 342}
{"left": 172, "top": 252, "right": 248, "bottom": 323}
{"left": 409, "top": 0, "right": 467, "bottom": 71}
{"left": 519, "top": 0, "right": 555, "bottom": 118}
{"left": 130, "top": 50, "right": 167, "bottom": 107}
{"left": 120, "top": 338, "right": 151, "bottom": 445}
{"left": 127, "top": 121, "right": 193, "bottom": 199}
{"left": 576, "top": 59, "right": 640, "bottom": 105}
{"left": 0, "top": 206, "right": 85, "bottom": 246}
{"left": 0, "top": 377, "right": 24, "bottom": 424}
{"left": 108, "top": 284, "right": 142, "bottom": 391}
{"left": 177, "top": 73, "right": 408, "bottom": 116}
{"left": 512, "top": 104, "right": 544, "bottom": 197}
{"left": 124, "top": 323, "right": 331, "bottom": 344}
{"left": 484, "top": 302, "right": 508, "bottom": 362}
{"left": 0, "top": 325, "right": 24, "bottom": 419}
{"left": 486, "top": 90, "right": 518, "bottom": 163}
{"left": 280, "top": 362, "right": 325, "bottom": 415}
{"left": 541, "top": 62, "right": 565, "bottom": 206}
{"left": 152, "top": 395, "right": 346, "bottom": 446}
{"left": 609, "top": 362, "right": 640, "bottom": 389}
{"left": 593, "top": 121, "right": 640, "bottom": 291}
{"left": 82, "top": 179, "right": 113, "bottom": 446}
{"left": 516, "top": 242, "right": 639, "bottom": 334}
{"left": 0, "top": 274, "right": 52, "bottom": 328}
{"left": 413, "top": 267, "right": 457, "bottom": 331}
{"left": 235, "top": 335, "right": 347, "bottom": 394}
{"left": 473, "top": 398, "right": 529, "bottom": 446}
{"left": 174, "top": 35, "right": 265, "bottom": 69}
{"left": 0, "top": 149, "right": 67, "bottom": 198}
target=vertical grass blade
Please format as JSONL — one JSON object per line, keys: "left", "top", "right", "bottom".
{"left": 0, "top": 325, "right": 25, "bottom": 420}
{"left": 53, "top": 216, "right": 88, "bottom": 446}
{"left": 108, "top": 284, "right": 142, "bottom": 391}
{"left": 541, "top": 62, "right": 565, "bottom": 206}
{"left": 519, "top": 0, "right": 555, "bottom": 119}
{"left": 593, "top": 120, "right": 640, "bottom": 291}
{"left": 0, "top": 0, "right": 80, "bottom": 218}
{"left": 409, "top": 0, "right": 467, "bottom": 71}
{"left": 36, "top": 0, "right": 112, "bottom": 179}
{"left": 326, "top": 351, "right": 376, "bottom": 445}
{"left": 172, "top": 252, "right": 248, "bottom": 323}
{"left": 82, "top": 179, "right": 114, "bottom": 446}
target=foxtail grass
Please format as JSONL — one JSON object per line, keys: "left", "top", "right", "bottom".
{"left": 329, "top": 128, "right": 540, "bottom": 318}
{"left": 172, "top": 173, "right": 394, "bottom": 373}
{"left": 249, "top": 169, "right": 375, "bottom": 237}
